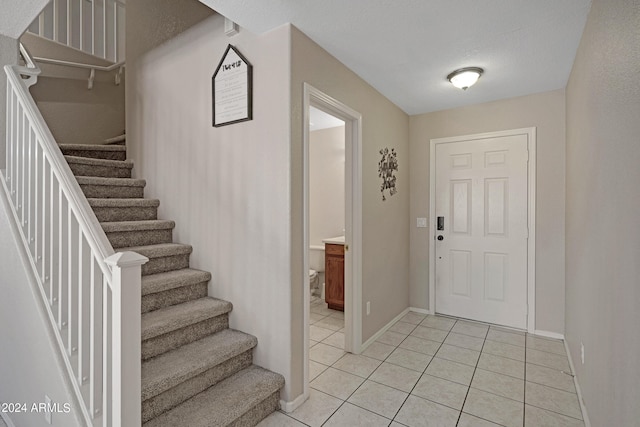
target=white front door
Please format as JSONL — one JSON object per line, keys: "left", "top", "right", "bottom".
{"left": 434, "top": 134, "right": 529, "bottom": 329}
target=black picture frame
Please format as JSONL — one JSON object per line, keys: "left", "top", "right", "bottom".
{"left": 212, "top": 44, "right": 253, "bottom": 127}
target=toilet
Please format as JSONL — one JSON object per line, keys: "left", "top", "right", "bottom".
{"left": 309, "top": 245, "right": 325, "bottom": 297}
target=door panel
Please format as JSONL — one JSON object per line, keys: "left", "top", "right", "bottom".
{"left": 435, "top": 135, "right": 528, "bottom": 329}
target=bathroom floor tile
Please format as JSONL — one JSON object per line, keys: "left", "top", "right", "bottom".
{"left": 309, "top": 343, "right": 345, "bottom": 366}
{"left": 471, "top": 368, "right": 524, "bottom": 402}
{"left": 376, "top": 330, "right": 408, "bottom": 347}
{"left": 425, "top": 357, "right": 475, "bottom": 386}
{"left": 257, "top": 411, "right": 307, "bottom": 427}
{"left": 361, "top": 341, "right": 396, "bottom": 361}
{"left": 527, "top": 335, "right": 567, "bottom": 355}
{"left": 410, "top": 325, "right": 449, "bottom": 342}
{"left": 288, "top": 389, "right": 343, "bottom": 427}
{"left": 525, "top": 382, "right": 583, "bottom": 420}
{"left": 395, "top": 394, "right": 459, "bottom": 427}
{"left": 477, "top": 353, "right": 524, "bottom": 379}
{"left": 322, "top": 331, "right": 345, "bottom": 350}
{"left": 526, "top": 348, "right": 571, "bottom": 372}
{"left": 323, "top": 402, "right": 390, "bottom": 427}
{"left": 399, "top": 336, "right": 442, "bottom": 356}
{"left": 435, "top": 343, "right": 480, "bottom": 366}
{"left": 525, "top": 404, "right": 585, "bottom": 427}
{"left": 310, "top": 325, "right": 334, "bottom": 342}
{"left": 386, "top": 347, "right": 432, "bottom": 372}
{"left": 310, "top": 312, "right": 327, "bottom": 324}
{"left": 444, "top": 332, "right": 485, "bottom": 351}
{"left": 457, "top": 413, "right": 503, "bottom": 427}
{"left": 389, "top": 320, "right": 418, "bottom": 335}
{"left": 332, "top": 353, "right": 382, "bottom": 378}
{"left": 310, "top": 367, "right": 364, "bottom": 400}
{"left": 482, "top": 339, "right": 525, "bottom": 362}
{"left": 486, "top": 329, "right": 526, "bottom": 347}
{"left": 309, "top": 360, "right": 329, "bottom": 381}
{"left": 420, "top": 315, "right": 456, "bottom": 331}
{"left": 451, "top": 321, "right": 489, "bottom": 338}
{"left": 412, "top": 374, "right": 469, "bottom": 410}
{"left": 526, "top": 363, "right": 576, "bottom": 392}
{"left": 462, "top": 387, "right": 524, "bottom": 427}
{"left": 369, "top": 362, "right": 422, "bottom": 392}
{"left": 314, "top": 315, "right": 344, "bottom": 331}
{"left": 399, "top": 312, "right": 427, "bottom": 325}
{"left": 348, "top": 380, "right": 408, "bottom": 419}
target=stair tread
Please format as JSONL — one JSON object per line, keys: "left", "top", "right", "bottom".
{"left": 76, "top": 176, "right": 145, "bottom": 187}
{"left": 59, "top": 143, "right": 126, "bottom": 152}
{"left": 64, "top": 155, "right": 133, "bottom": 168}
{"left": 88, "top": 198, "right": 159, "bottom": 207}
{"left": 117, "top": 242, "right": 192, "bottom": 258}
{"left": 142, "top": 268, "right": 211, "bottom": 296}
{"left": 142, "top": 297, "right": 232, "bottom": 341}
{"left": 142, "top": 329, "right": 257, "bottom": 400}
{"left": 144, "top": 365, "right": 284, "bottom": 427}
{"left": 101, "top": 219, "right": 175, "bottom": 232}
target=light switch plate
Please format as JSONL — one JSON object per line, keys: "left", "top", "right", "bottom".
{"left": 417, "top": 217, "right": 427, "bottom": 228}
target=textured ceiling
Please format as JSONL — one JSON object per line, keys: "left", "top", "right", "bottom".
{"left": 200, "top": 0, "right": 592, "bottom": 115}
{"left": 0, "top": 0, "right": 49, "bottom": 39}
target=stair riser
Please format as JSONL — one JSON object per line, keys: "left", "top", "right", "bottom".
{"left": 80, "top": 184, "right": 144, "bottom": 199}
{"left": 106, "top": 229, "right": 173, "bottom": 249}
{"left": 230, "top": 391, "right": 281, "bottom": 427}
{"left": 61, "top": 149, "right": 126, "bottom": 161}
{"left": 93, "top": 206, "right": 158, "bottom": 222}
{"left": 142, "top": 350, "right": 253, "bottom": 423}
{"left": 69, "top": 163, "right": 132, "bottom": 178}
{"left": 142, "top": 254, "right": 190, "bottom": 276}
{"left": 142, "top": 283, "right": 208, "bottom": 313}
{"left": 142, "top": 315, "right": 229, "bottom": 360}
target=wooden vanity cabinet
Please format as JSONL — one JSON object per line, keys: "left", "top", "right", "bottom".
{"left": 324, "top": 243, "right": 345, "bottom": 311}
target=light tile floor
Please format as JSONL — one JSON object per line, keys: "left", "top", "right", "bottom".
{"left": 259, "top": 299, "right": 585, "bottom": 427}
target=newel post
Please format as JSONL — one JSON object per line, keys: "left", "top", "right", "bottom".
{"left": 105, "top": 251, "right": 148, "bottom": 427}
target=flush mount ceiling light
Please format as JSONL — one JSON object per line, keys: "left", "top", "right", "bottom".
{"left": 447, "top": 67, "right": 484, "bottom": 90}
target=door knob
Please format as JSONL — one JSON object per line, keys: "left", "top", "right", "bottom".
{"left": 437, "top": 235, "right": 444, "bottom": 241}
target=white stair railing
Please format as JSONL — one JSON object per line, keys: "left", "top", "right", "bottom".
{"left": 1, "top": 49, "right": 145, "bottom": 427}
{"left": 27, "top": 0, "right": 125, "bottom": 63}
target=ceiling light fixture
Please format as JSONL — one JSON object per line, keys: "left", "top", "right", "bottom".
{"left": 447, "top": 67, "right": 484, "bottom": 90}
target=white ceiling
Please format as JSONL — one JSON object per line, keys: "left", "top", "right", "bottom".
{"left": 309, "top": 106, "right": 344, "bottom": 131}
{"left": 200, "top": 0, "right": 592, "bottom": 115}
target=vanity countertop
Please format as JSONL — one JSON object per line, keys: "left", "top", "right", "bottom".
{"left": 322, "top": 236, "right": 345, "bottom": 245}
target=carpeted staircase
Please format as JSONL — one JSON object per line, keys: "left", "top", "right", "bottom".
{"left": 60, "top": 138, "right": 284, "bottom": 426}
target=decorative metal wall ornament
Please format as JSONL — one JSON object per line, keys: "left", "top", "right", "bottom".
{"left": 378, "top": 147, "right": 398, "bottom": 201}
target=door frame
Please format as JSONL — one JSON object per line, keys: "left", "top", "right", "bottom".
{"left": 302, "top": 83, "right": 363, "bottom": 393}
{"left": 428, "top": 127, "right": 537, "bottom": 333}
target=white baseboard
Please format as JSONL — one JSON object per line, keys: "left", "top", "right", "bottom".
{"left": 564, "top": 340, "right": 591, "bottom": 427}
{"left": 1, "top": 412, "right": 16, "bottom": 427}
{"left": 409, "top": 307, "right": 431, "bottom": 315}
{"left": 360, "top": 308, "right": 411, "bottom": 352}
{"left": 280, "top": 391, "right": 308, "bottom": 413}
{"left": 533, "top": 330, "right": 565, "bottom": 340}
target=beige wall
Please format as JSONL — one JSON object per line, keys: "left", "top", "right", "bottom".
{"left": 0, "top": 34, "right": 18, "bottom": 168}
{"left": 126, "top": 10, "right": 297, "bottom": 400}
{"left": 565, "top": 0, "right": 640, "bottom": 425}
{"left": 409, "top": 90, "right": 566, "bottom": 334}
{"left": 291, "top": 27, "right": 411, "bottom": 344}
{"left": 310, "top": 126, "right": 345, "bottom": 247}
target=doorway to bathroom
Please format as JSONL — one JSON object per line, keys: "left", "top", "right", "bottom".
{"left": 303, "top": 84, "right": 363, "bottom": 399}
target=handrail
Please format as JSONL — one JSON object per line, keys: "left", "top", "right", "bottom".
{"left": 31, "top": 54, "right": 125, "bottom": 88}
{"left": 2, "top": 61, "right": 146, "bottom": 426}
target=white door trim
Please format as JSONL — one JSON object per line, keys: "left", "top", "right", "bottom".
{"left": 302, "top": 83, "right": 363, "bottom": 396}
{"left": 428, "top": 127, "right": 536, "bottom": 333}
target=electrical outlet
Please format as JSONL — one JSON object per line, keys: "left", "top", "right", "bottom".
{"left": 366, "top": 301, "right": 370, "bottom": 315}
{"left": 581, "top": 342, "right": 585, "bottom": 364}
{"left": 417, "top": 217, "right": 427, "bottom": 228}
{"left": 44, "top": 395, "right": 52, "bottom": 424}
